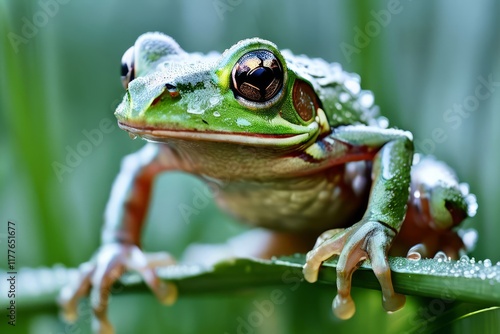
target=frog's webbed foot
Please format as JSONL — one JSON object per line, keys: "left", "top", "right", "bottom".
{"left": 58, "top": 243, "right": 177, "bottom": 334}
{"left": 303, "top": 221, "right": 405, "bottom": 319}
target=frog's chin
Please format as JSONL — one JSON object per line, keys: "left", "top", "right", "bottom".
{"left": 117, "top": 121, "right": 313, "bottom": 147}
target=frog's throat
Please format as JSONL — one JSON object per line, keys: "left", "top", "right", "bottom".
{"left": 118, "top": 122, "right": 313, "bottom": 147}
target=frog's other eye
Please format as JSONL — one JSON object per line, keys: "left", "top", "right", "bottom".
{"left": 231, "top": 50, "right": 283, "bottom": 103}
{"left": 121, "top": 46, "right": 135, "bottom": 89}
{"left": 292, "top": 79, "right": 320, "bottom": 122}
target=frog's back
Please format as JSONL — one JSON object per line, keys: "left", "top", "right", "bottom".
{"left": 282, "top": 50, "right": 383, "bottom": 128}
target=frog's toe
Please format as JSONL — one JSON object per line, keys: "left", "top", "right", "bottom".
{"left": 133, "top": 250, "right": 178, "bottom": 305}
{"left": 406, "top": 243, "right": 428, "bottom": 260}
{"left": 366, "top": 230, "right": 405, "bottom": 312}
{"left": 312, "top": 228, "right": 346, "bottom": 248}
{"left": 58, "top": 262, "right": 95, "bottom": 323}
{"left": 303, "top": 229, "right": 348, "bottom": 283}
{"left": 335, "top": 222, "right": 405, "bottom": 317}
{"left": 305, "top": 222, "right": 406, "bottom": 319}
{"left": 126, "top": 248, "right": 178, "bottom": 305}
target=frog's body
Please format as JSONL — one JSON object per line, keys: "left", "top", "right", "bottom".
{"left": 215, "top": 163, "right": 369, "bottom": 232}
{"left": 60, "top": 32, "right": 477, "bottom": 333}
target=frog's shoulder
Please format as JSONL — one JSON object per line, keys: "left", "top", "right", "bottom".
{"left": 281, "top": 50, "right": 384, "bottom": 127}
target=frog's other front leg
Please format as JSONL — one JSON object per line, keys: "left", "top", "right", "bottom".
{"left": 59, "top": 143, "right": 180, "bottom": 334}
{"left": 393, "top": 155, "right": 478, "bottom": 260}
{"left": 303, "top": 126, "right": 413, "bottom": 319}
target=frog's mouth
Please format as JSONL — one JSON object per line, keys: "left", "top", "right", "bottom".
{"left": 117, "top": 121, "right": 314, "bottom": 147}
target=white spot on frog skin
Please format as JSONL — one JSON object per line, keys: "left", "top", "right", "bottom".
{"left": 236, "top": 118, "right": 251, "bottom": 127}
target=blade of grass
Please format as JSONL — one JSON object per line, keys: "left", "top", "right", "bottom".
{"left": 1, "top": 254, "right": 499, "bottom": 311}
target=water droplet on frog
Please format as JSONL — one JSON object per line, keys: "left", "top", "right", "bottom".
{"left": 213, "top": 111, "right": 220, "bottom": 117}
{"left": 187, "top": 107, "right": 204, "bottom": 115}
{"left": 339, "top": 92, "right": 350, "bottom": 103}
{"left": 377, "top": 116, "right": 389, "bottom": 129}
{"left": 359, "top": 91, "right": 374, "bottom": 108}
{"left": 128, "top": 133, "right": 138, "bottom": 140}
{"left": 344, "top": 78, "right": 360, "bottom": 95}
{"left": 209, "top": 96, "right": 221, "bottom": 106}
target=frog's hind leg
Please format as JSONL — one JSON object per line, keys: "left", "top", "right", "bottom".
{"left": 392, "top": 154, "right": 478, "bottom": 260}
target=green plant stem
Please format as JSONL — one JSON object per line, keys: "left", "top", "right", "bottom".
{"left": 2, "top": 255, "right": 499, "bottom": 310}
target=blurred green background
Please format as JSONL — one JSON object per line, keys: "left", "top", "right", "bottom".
{"left": 1, "top": 0, "right": 500, "bottom": 333}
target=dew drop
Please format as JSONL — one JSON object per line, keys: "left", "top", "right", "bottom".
{"left": 460, "top": 255, "right": 470, "bottom": 262}
{"left": 344, "top": 79, "right": 361, "bottom": 95}
{"left": 209, "top": 96, "right": 221, "bottom": 106}
{"left": 339, "top": 92, "right": 350, "bottom": 103}
{"left": 377, "top": 116, "right": 389, "bottom": 129}
{"left": 359, "top": 91, "right": 374, "bottom": 108}
{"left": 484, "top": 259, "right": 492, "bottom": 267}
{"left": 213, "top": 111, "right": 220, "bottom": 117}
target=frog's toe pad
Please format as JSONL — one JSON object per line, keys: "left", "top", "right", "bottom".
{"left": 157, "top": 282, "right": 178, "bottom": 305}
{"left": 383, "top": 292, "right": 406, "bottom": 313}
{"left": 333, "top": 294, "right": 355, "bottom": 320}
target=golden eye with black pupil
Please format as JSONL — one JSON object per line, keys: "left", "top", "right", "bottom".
{"left": 120, "top": 46, "right": 135, "bottom": 89}
{"left": 231, "top": 50, "right": 283, "bottom": 103}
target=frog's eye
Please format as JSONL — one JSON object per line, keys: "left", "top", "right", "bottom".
{"left": 231, "top": 50, "right": 283, "bottom": 103}
{"left": 120, "top": 46, "right": 135, "bottom": 89}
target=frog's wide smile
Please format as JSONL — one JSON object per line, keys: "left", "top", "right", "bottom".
{"left": 117, "top": 121, "right": 312, "bottom": 146}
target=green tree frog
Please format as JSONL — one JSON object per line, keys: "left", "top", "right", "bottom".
{"left": 59, "top": 32, "right": 477, "bottom": 333}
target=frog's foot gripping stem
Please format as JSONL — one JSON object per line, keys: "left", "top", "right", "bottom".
{"left": 58, "top": 243, "right": 177, "bottom": 334}
{"left": 303, "top": 221, "right": 405, "bottom": 320}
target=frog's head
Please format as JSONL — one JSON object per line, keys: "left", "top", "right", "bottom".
{"left": 115, "top": 32, "right": 329, "bottom": 148}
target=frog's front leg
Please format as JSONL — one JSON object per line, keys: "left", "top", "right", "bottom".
{"left": 59, "top": 143, "right": 180, "bottom": 334}
{"left": 303, "top": 126, "right": 413, "bottom": 319}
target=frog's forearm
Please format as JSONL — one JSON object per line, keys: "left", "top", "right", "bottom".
{"left": 333, "top": 126, "right": 414, "bottom": 230}
{"left": 364, "top": 138, "right": 413, "bottom": 231}
{"left": 102, "top": 143, "right": 176, "bottom": 245}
